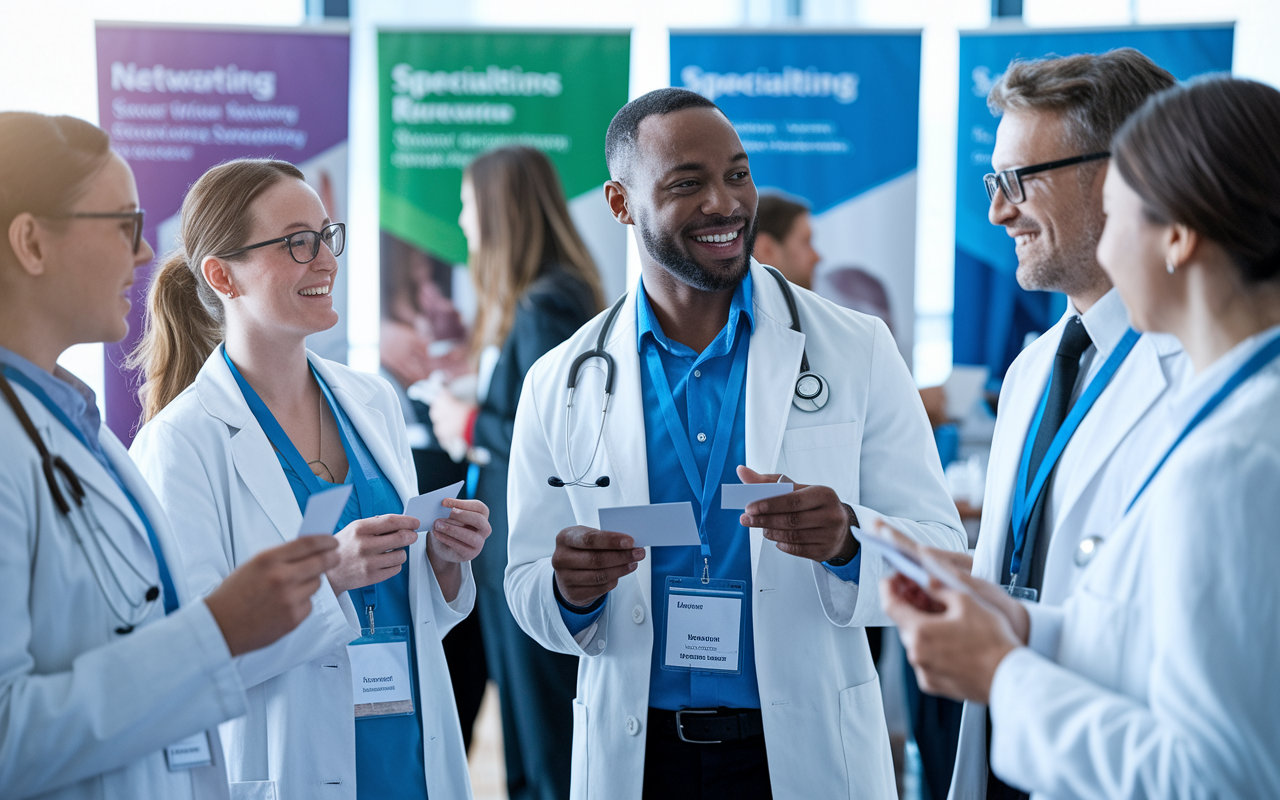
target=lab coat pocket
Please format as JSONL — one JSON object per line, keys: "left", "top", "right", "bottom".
{"left": 781, "top": 422, "right": 863, "bottom": 500}
{"left": 229, "top": 780, "right": 278, "bottom": 800}
{"left": 837, "top": 676, "right": 895, "bottom": 800}
{"left": 569, "top": 698, "right": 589, "bottom": 800}
{"left": 1060, "top": 585, "right": 1129, "bottom": 686}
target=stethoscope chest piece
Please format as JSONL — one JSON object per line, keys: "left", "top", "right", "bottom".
{"left": 793, "top": 371, "right": 829, "bottom": 412}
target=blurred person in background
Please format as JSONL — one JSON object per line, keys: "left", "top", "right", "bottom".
{"left": 753, "top": 193, "right": 820, "bottom": 290}
{"left": 429, "top": 145, "right": 605, "bottom": 800}
{"left": 379, "top": 233, "right": 487, "bottom": 752}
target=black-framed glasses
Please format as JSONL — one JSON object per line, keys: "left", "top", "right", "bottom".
{"left": 219, "top": 222, "right": 345, "bottom": 264}
{"left": 49, "top": 210, "right": 146, "bottom": 254}
{"left": 983, "top": 152, "right": 1110, "bottom": 205}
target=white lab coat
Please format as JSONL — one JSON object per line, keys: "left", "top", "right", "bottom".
{"left": 505, "top": 261, "right": 967, "bottom": 800}
{"left": 950, "top": 291, "right": 1191, "bottom": 800}
{"left": 0, "top": 374, "right": 246, "bottom": 800}
{"left": 130, "top": 347, "right": 475, "bottom": 800}
{"left": 987, "top": 331, "right": 1280, "bottom": 799}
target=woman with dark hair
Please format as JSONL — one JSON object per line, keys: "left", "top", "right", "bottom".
{"left": 429, "top": 145, "right": 604, "bottom": 800}
{"left": 128, "top": 157, "right": 492, "bottom": 800}
{"left": 0, "top": 114, "right": 341, "bottom": 800}
{"left": 884, "top": 75, "right": 1280, "bottom": 798}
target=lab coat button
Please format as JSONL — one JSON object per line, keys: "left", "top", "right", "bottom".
{"left": 626, "top": 715, "right": 641, "bottom": 735}
{"left": 696, "top": 432, "right": 707, "bottom": 442}
{"left": 632, "top": 605, "right": 645, "bottom": 624}
{"left": 694, "top": 369, "right": 702, "bottom": 378}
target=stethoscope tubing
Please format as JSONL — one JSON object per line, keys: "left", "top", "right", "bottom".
{"left": 554, "top": 267, "right": 826, "bottom": 488}
{"left": 0, "top": 372, "right": 158, "bottom": 630}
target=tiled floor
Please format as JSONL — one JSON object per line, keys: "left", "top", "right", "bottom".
{"left": 468, "top": 682, "right": 507, "bottom": 800}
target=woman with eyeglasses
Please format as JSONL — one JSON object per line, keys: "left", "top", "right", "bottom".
{"left": 885, "top": 75, "right": 1280, "bottom": 798}
{"left": 0, "top": 114, "right": 346, "bottom": 800}
{"left": 128, "top": 158, "right": 491, "bottom": 800}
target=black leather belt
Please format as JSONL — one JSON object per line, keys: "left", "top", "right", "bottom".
{"left": 649, "top": 707, "right": 764, "bottom": 744}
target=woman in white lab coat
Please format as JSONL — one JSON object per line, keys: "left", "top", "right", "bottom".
{"left": 0, "top": 113, "right": 341, "bottom": 800}
{"left": 127, "top": 158, "right": 490, "bottom": 800}
{"left": 885, "top": 76, "right": 1280, "bottom": 798}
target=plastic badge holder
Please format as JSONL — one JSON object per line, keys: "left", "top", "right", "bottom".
{"left": 348, "top": 625, "right": 415, "bottom": 719}
{"left": 661, "top": 576, "right": 747, "bottom": 675}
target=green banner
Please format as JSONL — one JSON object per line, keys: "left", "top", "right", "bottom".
{"left": 379, "top": 30, "right": 631, "bottom": 265}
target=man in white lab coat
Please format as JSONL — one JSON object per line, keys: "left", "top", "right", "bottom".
{"left": 503, "top": 88, "right": 966, "bottom": 800}
{"left": 946, "top": 49, "right": 1191, "bottom": 800}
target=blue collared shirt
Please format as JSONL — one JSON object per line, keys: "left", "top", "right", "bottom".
{"left": 556, "top": 272, "right": 860, "bottom": 708}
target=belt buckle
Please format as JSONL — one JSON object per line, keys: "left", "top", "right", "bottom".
{"left": 675, "top": 708, "right": 721, "bottom": 744}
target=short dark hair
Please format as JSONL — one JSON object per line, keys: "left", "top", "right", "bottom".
{"left": 605, "top": 88, "right": 721, "bottom": 182}
{"left": 756, "top": 193, "right": 810, "bottom": 241}
{"left": 988, "top": 48, "right": 1176, "bottom": 153}
{"left": 1114, "top": 75, "right": 1280, "bottom": 284}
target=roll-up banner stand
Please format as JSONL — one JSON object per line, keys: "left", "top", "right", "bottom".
{"left": 95, "top": 21, "right": 352, "bottom": 444}
{"left": 377, "top": 28, "right": 630, "bottom": 403}
{"left": 671, "top": 29, "right": 922, "bottom": 366}
{"left": 954, "top": 23, "right": 1234, "bottom": 380}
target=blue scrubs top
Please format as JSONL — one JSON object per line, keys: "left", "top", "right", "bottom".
{"left": 228, "top": 355, "right": 428, "bottom": 800}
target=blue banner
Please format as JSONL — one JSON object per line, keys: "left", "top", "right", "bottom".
{"left": 955, "top": 24, "right": 1233, "bottom": 379}
{"left": 672, "top": 30, "right": 922, "bottom": 363}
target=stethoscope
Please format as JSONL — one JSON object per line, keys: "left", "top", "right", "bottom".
{"left": 549, "top": 266, "right": 828, "bottom": 488}
{"left": 0, "top": 373, "right": 160, "bottom": 634}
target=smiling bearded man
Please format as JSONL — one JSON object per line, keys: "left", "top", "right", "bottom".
{"left": 502, "top": 87, "right": 966, "bottom": 800}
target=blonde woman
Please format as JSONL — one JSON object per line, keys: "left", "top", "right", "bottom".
{"left": 129, "top": 158, "right": 490, "bottom": 800}
{"left": 429, "top": 146, "right": 603, "bottom": 800}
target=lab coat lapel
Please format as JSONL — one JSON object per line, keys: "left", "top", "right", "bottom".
{"left": 598, "top": 287, "right": 653, "bottom": 608}
{"left": 744, "top": 262, "right": 806, "bottom": 574}
{"left": 1054, "top": 335, "right": 1166, "bottom": 522}
{"left": 100, "top": 432, "right": 191, "bottom": 599}
{"left": 981, "top": 337, "right": 1056, "bottom": 580}
{"left": 197, "top": 347, "right": 303, "bottom": 545}
{"left": 312, "top": 357, "right": 415, "bottom": 505}
{"left": 53, "top": 418, "right": 155, "bottom": 567}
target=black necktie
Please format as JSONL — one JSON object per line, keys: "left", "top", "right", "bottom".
{"left": 1001, "top": 315, "right": 1093, "bottom": 591}
{"left": 990, "top": 318, "right": 1092, "bottom": 800}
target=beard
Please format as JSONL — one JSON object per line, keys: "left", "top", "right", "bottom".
{"left": 638, "top": 213, "right": 757, "bottom": 293}
{"left": 1017, "top": 214, "right": 1108, "bottom": 298}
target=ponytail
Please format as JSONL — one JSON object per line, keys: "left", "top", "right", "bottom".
{"left": 126, "top": 252, "right": 224, "bottom": 422}
{"left": 127, "top": 158, "right": 305, "bottom": 422}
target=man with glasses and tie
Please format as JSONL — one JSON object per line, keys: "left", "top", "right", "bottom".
{"left": 939, "top": 49, "right": 1196, "bottom": 800}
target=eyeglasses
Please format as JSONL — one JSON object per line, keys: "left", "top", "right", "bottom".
{"left": 219, "top": 222, "right": 346, "bottom": 264}
{"left": 48, "top": 210, "right": 146, "bottom": 254}
{"left": 983, "top": 152, "right": 1110, "bottom": 205}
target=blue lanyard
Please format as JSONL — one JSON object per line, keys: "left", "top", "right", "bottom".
{"left": 2, "top": 365, "right": 179, "bottom": 614}
{"left": 1126, "top": 331, "right": 1280, "bottom": 514}
{"left": 1009, "top": 328, "right": 1140, "bottom": 579}
{"left": 223, "top": 350, "right": 383, "bottom": 614}
{"left": 641, "top": 324, "right": 749, "bottom": 581}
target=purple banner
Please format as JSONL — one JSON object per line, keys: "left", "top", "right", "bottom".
{"left": 95, "top": 23, "right": 350, "bottom": 443}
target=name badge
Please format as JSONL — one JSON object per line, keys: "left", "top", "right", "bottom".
{"left": 347, "top": 626, "right": 415, "bottom": 718}
{"left": 661, "top": 576, "right": 746, "bottom": 674}
{"left": 1004, "top": 584, "right": 1038, "bottom": 602}
{"left": 165, "top": 731, "right": 213, "bottom": 771}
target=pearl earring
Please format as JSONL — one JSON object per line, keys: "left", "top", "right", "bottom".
{"left": 1166, "top": 260, "right": 1176, "bottom": 275}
